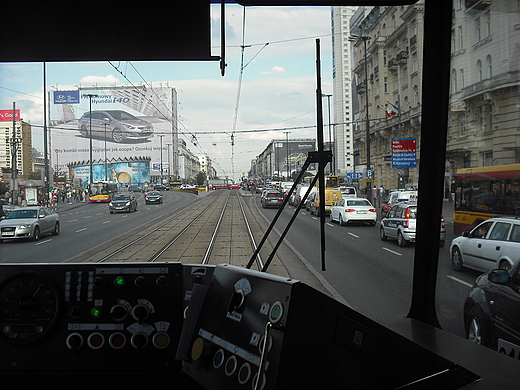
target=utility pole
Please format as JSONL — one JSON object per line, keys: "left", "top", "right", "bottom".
{"left": 11, "top": 102, "right": 18, "bottom": 205}
{"left": 82, "top": 94, "right": 98, "bottom": 185}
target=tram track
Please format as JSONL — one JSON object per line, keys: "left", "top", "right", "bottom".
{"left": 67, "top": 190, "right": 273, "bottom": 273}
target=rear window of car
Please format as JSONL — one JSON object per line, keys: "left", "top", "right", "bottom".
{"left": 347, "top": 200, "right": 371, "bottom": 206}
{"left": 267, "top": 192, "right": 282, "bottom": 196}
{"left": 509, "top": 224, "right": 520, "bottom": 243}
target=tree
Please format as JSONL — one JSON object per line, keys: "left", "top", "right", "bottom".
{"left": 195, "top": 171, "right": 207, "bottom": 186}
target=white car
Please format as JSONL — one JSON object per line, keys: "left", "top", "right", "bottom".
{"left": 329, "top": 198, "right": 377, "bottom": 226}
{"left": 450, "top": 217, "right": 520, "bottom": 272}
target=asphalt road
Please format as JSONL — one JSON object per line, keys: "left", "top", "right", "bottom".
{"left": 0, "top": 190, "right": 198, "bottom": 264}
{"left": 249, "top": 195, "right": 484, "bottom": 339}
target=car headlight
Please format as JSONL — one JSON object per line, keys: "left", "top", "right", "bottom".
{"left": 122, "top": 123, "right": 136, "bottom": 129}
{"left": 19, "top": 224, "right": 30, "bottom": 229}
{"left": 125, "top": 202, "right": 131, "bottom": 207}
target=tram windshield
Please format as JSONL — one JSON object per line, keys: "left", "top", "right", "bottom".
{"left": 0, "top": 0, "right": 519, "bottom": 371}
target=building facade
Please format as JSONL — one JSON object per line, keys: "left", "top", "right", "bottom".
{"left": 341, "top": 4, "right": 425, "bottom": 191}
{"left": 1, "top": 120, "right": 33, "bottom": 178}
{"left": 447, "top": 0, "right": 520, "bottom": 181}
{"left": 331, "top": 6, "right": 362, "bottom": 179}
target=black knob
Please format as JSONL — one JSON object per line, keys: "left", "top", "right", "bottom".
{"left": 135, "top": 276, "right": 147, "bottom": 287}
{"left": 132, "top": 304, "right": 149, "bottom": 322}
{"left": 131, "top": 332, "right": 148, "bottom": 350}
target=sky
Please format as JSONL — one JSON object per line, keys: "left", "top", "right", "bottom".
{"left": 0, "top": 5, "right": 334, "bottom": 181}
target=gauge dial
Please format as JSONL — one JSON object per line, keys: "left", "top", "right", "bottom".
{"left": 0, "top": 272, "right": 59, "bottom": 344}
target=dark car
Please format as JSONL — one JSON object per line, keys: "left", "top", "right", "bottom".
{"left": 128, "top": 185, "right": 142, "bottom": 192}
{"left": 463, "top": 261, "right": 520, "bottom": 359}
{"left": 109, "top": 192, "right": 137, "bottom": 213}
{"left": 153, "top": 184, "right": 169, "bottom": 191}
{"left": 145, "top": 191, "right": 163, "bottom": 205}
{"left": 261, "top": 190, "right": 284, "bottom": 208}
{"left": 78, "top": 110, "right": 153, "bottom": 143}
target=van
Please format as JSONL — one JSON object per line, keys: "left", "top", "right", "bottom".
{"left": 339, "top": 186, "right": 357, "bottom": 198}
{"left": 292, "top": 185, "right": 310, "bottom": 207}
{"left": 381, "top": 190, "right": 418, "bottom": 217}
{"left": 310, "top": 189, "right": 342, "bottom": 216}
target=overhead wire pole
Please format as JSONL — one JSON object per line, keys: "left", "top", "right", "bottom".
{"left": 316, "top": 38, "right": 328, "bottom": 272}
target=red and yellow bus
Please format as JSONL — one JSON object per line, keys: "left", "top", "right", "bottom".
{"left": 453, "top": 164, "right": 520, "bottom": 235}
{"left": 88, "top": 182, "right": 118, "bottom": 203}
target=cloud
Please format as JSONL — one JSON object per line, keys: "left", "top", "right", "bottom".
{"left": 78, "top": 74, "right": 121, "bottom": 86}
{"left": 261, "top": 66, "right": 286, "bottom": 75}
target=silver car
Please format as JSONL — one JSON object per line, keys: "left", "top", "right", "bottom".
{"left": 0, "top": 206, "right": 60, "bottom": 241}
{"left": 78, "top": 110, "right": 153, "bottom": 143}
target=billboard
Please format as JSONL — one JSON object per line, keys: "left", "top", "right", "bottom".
{"left": 69, "top": 160, "right": 150, "bottom": 186}
{"left": 0, "top": 109, "right": 20, "bottom": 121}
{"left": 274, "top": 140, "right": 316, "bottom": 174}
{"left": 50, "top": 86, "right": 178, "bottom": 183}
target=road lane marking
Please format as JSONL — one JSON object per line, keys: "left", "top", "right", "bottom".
{"left": 447, "top": 275, "right": 473, "bottom": 288}
{"left": 76, "top": 228, "right": 87, "bottom": 233}
{"left": 68, "top": 219, "right": 78, "bottom": 222}
{"left": 103, "top": 221, "right": 111, "bottom": 224}
{"left": 382, "top": 247, "right": 402, "bottom": 256}
{"left": 35, "top": 239, "right": 52, "bottom": 245}
{"left": 326, "top": 222, "right": 334, "bottom": 227}
{"left": 348, "top": 232, "right": 360, "bottom": 238}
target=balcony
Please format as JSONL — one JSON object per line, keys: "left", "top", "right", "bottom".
{"left": 397, "top": 49, "right": 408, "bottom": 64}
{"left": 387, "top": 58, "right": 398, "bottom": 71}
{"left": 465, "top": 0, "right": 491, "bottom": 11}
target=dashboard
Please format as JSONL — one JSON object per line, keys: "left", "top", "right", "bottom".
{"left": 0, "top": 261, "right": 488, "bottom": 389}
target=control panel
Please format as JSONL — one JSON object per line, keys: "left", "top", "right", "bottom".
{"left": 0, "top": 263, "right": 183, "bottom": 376}
{"left": 180, "top": 264, "right": 480, "bottom": 390}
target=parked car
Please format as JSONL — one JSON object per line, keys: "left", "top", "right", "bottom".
{"left": 310, "top": 189, "right": 342, "bottom": 216}
{"left": 330, "top": 198, "right": 377, "bottom": 226}
{"left": 0, "top": 199, "right": 17, "bottom": 216}
{"left": 78, "top": 110, "right": 153, "bottom": 143}
{"left": 380, "top": 202, "right": 446, "bottom": 247}
{"left": 0, "top": 206, "right": 60, "bottom": 241}
{"left": 109, "top": 192, "right": 137, "bottom": 213}
{"left": 261, "top": 190, "right": 284, "bottom": 208}
{"left": 145, "top": 191, "right": 163, "bottom": 205}
{"left": 450, "top": 217, "right": 520, "bottom": 272}
{"left": 463, "top": 261, "right": 520, "bottom": 355}
{"left": 381, "top": 190, "right": 418, "bottom": 218}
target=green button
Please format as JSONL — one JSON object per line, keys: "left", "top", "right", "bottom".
{"left": 114, "top": 276, "right": 125, "bottom": 287}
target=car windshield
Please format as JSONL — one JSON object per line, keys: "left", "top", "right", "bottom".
{"left": 113, "top": 195, "right": 130, "bottom": 201}
{"left": 148, "top": 192, "right": 160, "bottom": 196}
{"left": 7, "top": 209, "right": 37, "bottom": 219}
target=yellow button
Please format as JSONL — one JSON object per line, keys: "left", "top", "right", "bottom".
{"left": 191, "top": 337, "right": 205, "bottom": 361}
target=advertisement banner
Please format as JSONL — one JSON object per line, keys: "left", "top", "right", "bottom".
{"left": 0, "top": 109, "right": 20, "bottom": 121}
{"left": 69, "top": 161, "right": 150, "bottom": 185}
{"left": 50, "top": 86, "right": 178, "bottom": 184}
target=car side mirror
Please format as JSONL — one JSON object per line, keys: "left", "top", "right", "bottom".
{"left": 462, "top": 231, "right": 469, "bottom": 237}
{"left": 488, "top": 269, "right": 510, "bottom": 284}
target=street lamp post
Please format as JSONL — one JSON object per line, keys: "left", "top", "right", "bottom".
{"left": 322, "top": 93, "right": 333, "bottom": 174}
{"left": 349, "top": 34, "right": 371, "bottom": 199}
{"left": 283, "top": 131, "right": 291, "bottom": 180}
{"left": 82, "top": 94, "right": 98, "bottom": 185}
{"left": 158, "top": 134, "right": 164, "bottom": 184}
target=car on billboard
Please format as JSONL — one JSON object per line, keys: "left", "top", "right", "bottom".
{"left": 78, "top": 110, "right": 154, "bottom": 143}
